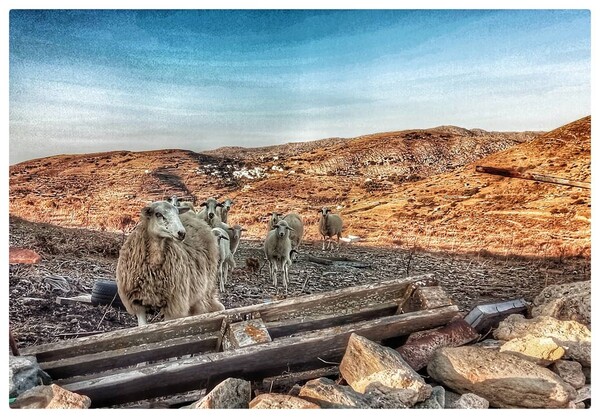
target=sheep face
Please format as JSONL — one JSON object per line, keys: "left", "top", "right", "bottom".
{"left": 200, "top": 198, "right": 222, "bottom": 220}
{"left": 275, "top": 220, "right": 293, "bottom": 238}
{"left": 230, "top": 225, "right": 247, "bottom": 240}
{"left": 319, "top": 207, "right": 331, "bottom": 217}
{"left": 221, "top": 199, "right": 233, "bottom": 212}
{"left": 142, "top": 201, "right": 189, "bottom": 241}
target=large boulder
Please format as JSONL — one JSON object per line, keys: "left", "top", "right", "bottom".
{"left": 493, "top": 314, "right": 591, "bottom": 366}
{"left": 531, "top": 281, "right": 590, "bottom": 328}
{"left": 499, "top": 336, "right": 565, "bottom": 366}
{"left": 298, "top": 377, "right": 369, "bottom": 408}
{"left": 339, "top": 333, "right": 432, "bottom": 405}
{"left": 427, "top": 346, "right": 576, "bottom": 408}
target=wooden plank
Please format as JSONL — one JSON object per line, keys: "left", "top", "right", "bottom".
{"left": 413, "top": 286, "right": 454, "bottom": 310}
{"left": 21, "top": 315, "right": 225, "bottom": 363}
{"left": 56, "top": 294, "right": 93, "bottom": 306}
{"left": 61, "top": 304, "right": 458, "bottom": 407}
{"left": 261, "top": 366, "right": 339, "bottom": 393}
{"left": 40, "top": 332, "right": 221, "bottom": 379}
{"left": 475, "top": 166, "right": 591, "bottom": 189}
{"left": 226, "top": 319, "right": 272, "bottom": 349}
{"left": 267, "top": 302, "right": 398, "bottom": 339}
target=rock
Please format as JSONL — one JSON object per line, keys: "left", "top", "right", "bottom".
{"left": 249, "top": 394, "right": 320, "bottom": 409}
{"left": 188, "top": 378, "right": 250, "bottom": 409}
{"left": 362, "top": 382, "right": 412, "bottom": 408}
{"left": 493, "top": 314, "right": 591, "bottom": 366}
{"left": 531, "top": 281, "right": 590, "bottom": 328}
{"left": 9, "top": 355, "right": 51, "bottom": 398}
{"left": 448, "top": 393, "right": 490, "bottom": 409}
{"left": 499, "top": 336, "right": 565, "bottom": 366}
{"left": 339, "top": 333, "right": 431, "bottom": 405}
{"left": 427, "top": 346, "right": 576, "bottom": 408}
{"left": 298, "top": 377, "right": 369, "bottom": 408}
{"left": 11, "top": 384, "right": 91, "bottom": 409}
{"left": 396, "top": 319, "right": 479, "bottom": 371}
{"left": 9, "top": 247, "right": 41, "bottom": 264}
{"left": 582, "top": 366, "right": 591, "bottom": 384}
{"left": 550, "top": 360, "right": 586, "bottom": 390}
{"left": 574, "top": 385, "right": 591, "bottom": 404}
{"left": 413, "top": 385, "right": 445, "bottom": 409}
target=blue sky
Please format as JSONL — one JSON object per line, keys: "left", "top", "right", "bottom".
{"left": 8, "top": 9, "right": 591, "bottom": 164}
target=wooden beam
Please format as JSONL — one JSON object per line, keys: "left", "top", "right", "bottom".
{"left": 56, "top": 295, "right": 92, "bottom": 306}
{"left": 475, "top": 166, "right": 591, "bottom": 189}
{"left": 40, "top": 332, "right": 221, "bottom": 379}
{"left": 267, "top": 302, "right": 398, "bottom": 339}
{"left": 60, "top": 304, "right": 459, "bottom": 407}
{"left": 21, "top": 315, "right": 225, "bottom": 363}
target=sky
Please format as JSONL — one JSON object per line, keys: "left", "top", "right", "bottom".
{"left": 6, "top": 8, "right": 592, "bottom": 165}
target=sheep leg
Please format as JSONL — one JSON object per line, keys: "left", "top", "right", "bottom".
{"left": 322, "top": 236, "right": 326, "bottom": 250}
{"left": 282, "top": 261, "right": 289, "bottom": 294}
{"left": 269, "top": 261, "right": 277, "bottom": 287}
{"left": 218, "top": 264, "right": 225, "bottom": 293}
{"left": 136, "top": 312, "right": 148, "bottom": 326}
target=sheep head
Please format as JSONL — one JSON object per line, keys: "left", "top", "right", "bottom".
{"left": 142, "top": 201, "right": 190, "bottom": 241}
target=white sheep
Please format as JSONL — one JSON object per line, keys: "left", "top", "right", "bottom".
{"left": 318, "top": 207, "right": 343, "bottom": 251}
{"left": 264, "top": 219, "right": 294, "bottom": 292}
{"left": 116, "top": 201, "right": 224, "bottom": 326}
{"left": 268, "top": 212, "right": 304, "bottom": 250}
{"left": 211, "top": 227, "right": 236, "bottom": 292}
{"left": 228, "top": 224, "right": 247, "bottom": 255}
{"left": 197, "top": 197, "right": 223, "bottom": 227}
{"left": 217, "top": 198, "right": 234, "bottom": 224}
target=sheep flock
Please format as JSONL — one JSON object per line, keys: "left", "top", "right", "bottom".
{"left": 116, "top": 197, "right": 345, "bottom": 326}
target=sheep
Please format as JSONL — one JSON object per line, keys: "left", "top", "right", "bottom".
{"left": 197, "top": 197, "right": 223, "bottom": 227}
{"left": 211, "top": 227, "right": 236, "bottom": 292}
{"left": 264, "top": 219, "right": 294, "bottom": 292}
{"left": 169, "top": 195, "right": 196, "bottom": 212}
{"left": 216, "top": 198, "right": 234, "bottom": 224}
{"left": 268, "top": 212, "right": 304, "bottom": 250}
{"left": 116, "top": 200, "right": 224, "bottom": 326}
{"left": 318, "top": 207, "right": 343, "bottom": 251}
{"left": 228, "top": 224, "right": 246, "bottom": 255}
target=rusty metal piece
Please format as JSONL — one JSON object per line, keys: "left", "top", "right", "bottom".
{"left": 395, "top": 319, "right": 479, "bottom": 371}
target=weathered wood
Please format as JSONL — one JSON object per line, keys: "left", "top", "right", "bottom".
{"left": 261, "top": 366, "right": 339, "bottom": 393}
{"left": 40, "top": 332, "right": 221, "bottom": 379}
{"left": 226, "top": 319, "right": 272, "bottom": 349}
{"left": 21, "top": 315, "right": 225, "bottom": 362}
{"left": 475, "top": 166, "right": 591, "bottom": 189}
{"left": 413, "top": 286, "right": 454, "bottom": 310}
{"left": 60, "top": 305, "right": 458, "bottom": 407}
{"left": 56, "top": 294, "right": 93, "bottom": 306}
{"left": 267, "top": 302, "right": 398, "bottom": 338}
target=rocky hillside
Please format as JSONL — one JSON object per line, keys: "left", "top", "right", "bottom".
{"left": 10, "top": 118, "right": 590, "bottom": 258}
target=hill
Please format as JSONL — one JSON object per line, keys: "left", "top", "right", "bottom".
{"left": 9, "top": 119, "right": 589, "bottom": 258}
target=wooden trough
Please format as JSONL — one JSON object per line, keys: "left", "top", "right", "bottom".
{"left": 21, "top": 274, "right": 459, "bottom": 408}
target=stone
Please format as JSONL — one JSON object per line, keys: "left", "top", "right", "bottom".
{"left": 493, "top": 314, "right": 591, "bottom": 366}
{"left": 449, "top": 393, "right": 490, "bottom": 409}
{"left": 499, "top": 336, "right": 565, "bottom": 366}
{"left": 188, "top": 378, "right": 251, "bottom": 409}
{"left": 9, "top": 355, "right": 51, "bottom": 399}
{"left": 413, "top": 385, "right": 445, "bottom": 409}
{"left": 396, "top": 319, "right": 479, "bottom": 371}
{"left": 298, "top": 377, "right": 369, "bottom": 408}
{"left": 550, "top": 360, "right": 586, "bottom": 390}
{"left": 531, "top": 281, "right": 590, "bottom": 328}
{"left": 574, "top": 385, "right": 591, "bottom": 404}
{"left": 9, "top": 247, "right": 41, "bottom": 264}
{"left": 11, "top": 384, "right": 91, "bottom": 409}
{"left": 249, "top": 394, "right": 320, "bottom": 409}
{"left": 362, "top": 382, "right": 411, "bottom": 408}
{"left": 427, "top": 346, "right": 576, "bottom": 408}
{"left": 339, "top": 333, "right": 431, "bottom": 405}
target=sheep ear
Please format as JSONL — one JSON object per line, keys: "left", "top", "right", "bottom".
{"left": 217, "top": 203, "right": 223, "bottom": 207}
{"left": 286, "top": 226, "right": 294, "bottom": 231}
{"left": 266, "top": 212, "right": 272, "bottom": 216}
{"left": 326, "top": 209, "right": 331, "bottom": 213}
{"left": 241, "top": 228, "right": 247, "bottom": 232}
{"left": 142, "top": 206, "right": 153, "bottom": 218}
{"left": 200, "top": 202, "right": 207, "bottom": 207}
{"left": 178, "top": 207, "right": 191, "bottom": 215}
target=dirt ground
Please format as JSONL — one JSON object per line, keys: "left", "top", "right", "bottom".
{"left": 8, "top": 216, "right": 590, "bottom": 350}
